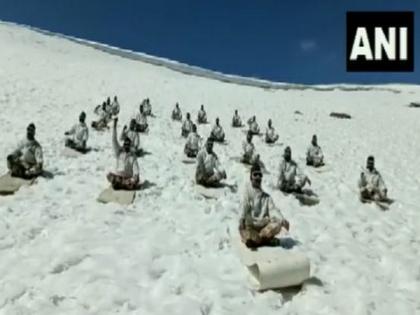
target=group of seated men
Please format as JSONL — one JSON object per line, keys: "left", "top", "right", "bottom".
{"left": 5, "top": 99, "right": 389, "bottom": 251}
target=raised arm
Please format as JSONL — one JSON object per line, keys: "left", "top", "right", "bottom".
{"left": 119, "top": 125, "right": 127, "bottom": 141}
{"left": 83, "top": 125, "right": 89, "bottom": 142}
{"left": 112, "top": 118, "right": 121, "bottom": 157}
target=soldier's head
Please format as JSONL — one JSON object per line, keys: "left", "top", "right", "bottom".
{"left": 206, "top": 138, "right": 214, "bottom": 153}
{"left": 107, "top": 97, "right": 111, "bottom": 105}
{"left": 268, "top": 119, "right": 272, "bottom": 127}
{"left": 114, "top": 96, "right": 118, "bottom": 101}
{"left": 123, "top": 137, "right": 132, "bottom": 152}
{"left": 192, "top": 124, "right": 197, "bottom": 133}
{"left": 284, "top": 146, "right": 292, "bottom": 161}
{"left": 79, "top": 111, "right": 86, "bottom": 123}
{"left": 252, "top": 115, "right": 256, "bottom": 121}
{"left": 312, "top": 134, "right": 318, "bottom": 146}
{"left": 201, "top": 104, "right": 204, "bottom": 110}
{"left": 102, "top": 102, "right": 106, "bottom": 110}
{"left": 367, "top": 156, "right": 375, "bottom": 171}
{"left": 129, "top": 119, "right": 136, "bottom": 130}
{"left": 27, "top": 123, "right": 36, "bottom": 140}
{"left": 246, "top": 131, "right": 253, "bottom": 142}
{"left": 216, "top": 117, "right": 220, "bottom": 125}
{"left": 250, "top": 163, "right": 263, "bottom": 188}
{"left": 235, "top": 109, "right": 238, "bottom": 115}
{"left": 186, "top": 112, "right": 191, "bottom": 120}
{"left": 176, "top": 102, "right": 179, "bottom": 108}
{"left": 139, "top": 104, "right": 144, "bottom": 113}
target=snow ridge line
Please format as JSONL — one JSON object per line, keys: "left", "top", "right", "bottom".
{"left": 0, "top": 20, "right": 407, "bottom": 94}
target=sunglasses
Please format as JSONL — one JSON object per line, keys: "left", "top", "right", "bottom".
{"left": 252, "top": 172, "right": 263, "bottom": 178}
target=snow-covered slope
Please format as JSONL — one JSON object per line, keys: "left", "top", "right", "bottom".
{"left": 0, "top": 22, "right": 419, "bottom": 315}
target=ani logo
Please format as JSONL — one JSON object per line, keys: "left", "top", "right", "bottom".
{"left": 346, "top": 12, "right": 414, "bottom": 72}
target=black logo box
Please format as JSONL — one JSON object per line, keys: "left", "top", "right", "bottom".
{"left": 346, "top": 11, "right": 414, "bottom": 72}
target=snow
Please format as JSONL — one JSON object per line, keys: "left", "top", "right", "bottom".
{"left": 0, "top": 22, "right": 420, "bottom": 315}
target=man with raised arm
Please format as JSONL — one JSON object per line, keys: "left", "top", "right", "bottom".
{"left": 106, "top": 118, "right": 140, "bottom": 190}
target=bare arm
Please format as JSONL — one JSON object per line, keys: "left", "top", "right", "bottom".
{"left": 112, "top": 119, "right": 121, "bottom": 157}
{"left": 132, "top": 158, "right": 140, "bottom": 179}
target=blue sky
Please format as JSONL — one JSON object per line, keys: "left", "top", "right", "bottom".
{"left": 0, "top": 0, "right": 418, "bottom": 84}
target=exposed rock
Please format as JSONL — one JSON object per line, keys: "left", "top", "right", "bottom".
{"left": 330, "top": 112, "right": 352, "bottom": 119}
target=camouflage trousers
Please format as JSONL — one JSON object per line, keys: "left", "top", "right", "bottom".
{"left": 135, "top": 123, "right": 148, "bottom": 133}
{"left": 7, "top": 155, "right": 40, "bottom": 179}
{"left": 91, "top": 119, "right": 109, "bottom": 130}
{"left": 196, "top": 170, "right": 226, "bottom": 187}
{"left": 265, "top": 134, "right": 279, "bottom": 144}
{"left": 184, "top": 146, "right": 198, "bottom": 158}
{"left": 209, "top": 134, "right": 225, "bottom": 143}
{"left": 107, "top": 173, "right": 139, "bottom": 190}
{"left": 360, "top": 187, "right": 386, "bottom": 201}
{"left": 306, "top": 156, "right": 324, "bottom": 167}
{"left": 65, "top": 139, "right": 86, "bottom": 152}
{"left": 278, "top": 175, "right": 307, "bottom": 193}
{"left": 239, "top": 218, "right": 282, "bottom": 248}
